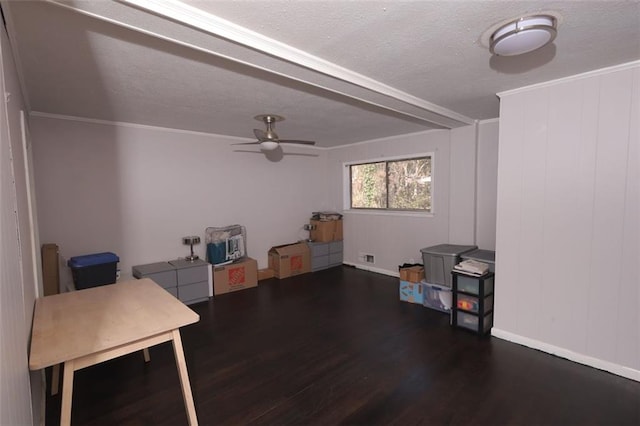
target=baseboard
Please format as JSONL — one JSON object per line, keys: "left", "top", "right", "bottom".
{"left": 491, "top": 328, "right": 640, "bottom": 383}
{"left": 342, "top": 262, "right": 398, "bottom": 278}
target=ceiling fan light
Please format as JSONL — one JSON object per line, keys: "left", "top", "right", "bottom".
{"left": 260, "top": 141, "right": 279, "bottom": 151}
{"left": 490, "top": 15, "right": 557, "bottom": 56}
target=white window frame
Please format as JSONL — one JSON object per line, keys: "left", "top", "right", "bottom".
{"left": 343, "top": 152, "right": 435, "bottom": 217}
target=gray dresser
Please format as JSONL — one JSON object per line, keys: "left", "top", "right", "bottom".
{"left": 308, "top": 241, "right": 343, "bottom": 272}
{"left": 132, "top": 259, "right": 211, "bottom": 305}
{"left": 169, "top": 259, "right": 210, "bottom": 305}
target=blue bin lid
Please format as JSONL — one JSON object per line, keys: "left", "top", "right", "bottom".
{"left": 68, "top": 252, "right": 119, "bottom": 268}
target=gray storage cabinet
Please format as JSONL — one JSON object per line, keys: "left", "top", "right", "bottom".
{"left": 308, "top": 241, "right": 343, "bottom": 272}
{"left": 132, "top": 262, "right": 178, "bottom": 298}
{"left": 169, "top": 259, "right": 210, "bottom": 305}
{"left": 132, "top": 259, "right": 211, "bottom": 305}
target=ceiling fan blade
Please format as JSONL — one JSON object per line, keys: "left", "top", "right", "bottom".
{"left": 231, "top": 141, "right": 261, "bottom": 146}
{"left": 253, "top": 129, "right": 269, "bottom": 141}
{"left": 278, "top": 139, "right": 316, "bottom": 145}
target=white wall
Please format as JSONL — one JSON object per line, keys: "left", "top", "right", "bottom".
{"left": 30, "top": 116, "right": 328, "bottom": 276}
{"left": 326, "top": 129, "right": 452, "bottom": 274}
{"left": 324, "top": 122, "right": 498, "bottom": 275}
{"left": 0, "top": 24, "right": 40, "bottom": 426}
{"left": 493, "top": 62, "right": 639, "bottom": 381}
{"left": 32, "top": 115, "right": 500, "bottom": 283}
{"left": 476, "top": 120, "right": 499, "bottom": 250}
{"left": 449, "top": 124, "right": 477, "bottom": 245}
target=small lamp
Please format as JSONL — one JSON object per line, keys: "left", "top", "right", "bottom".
{"left": 182, "top": 236, "right": 201, "bottom": 261}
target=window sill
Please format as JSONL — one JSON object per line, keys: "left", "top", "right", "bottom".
{"left": 343, "top": 209, "right": 434, "bottom": 218}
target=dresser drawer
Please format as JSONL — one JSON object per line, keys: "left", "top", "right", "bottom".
{"left": 329, "top": 241, "right": 343, "bottom": 254}
{"left": 311, "top": 254, "right": 329, "bottom": 271}
{"left": 176, "top": 265, "right": 208, "bottom": 285}
{"left": 132, "top": 262, "right": 177, "bottom": 289}
{"left": 308, "top": 242, "right": 329, "bottom": 257}
{"left": 178, "top": 281, "right": 209, "bottom": 304}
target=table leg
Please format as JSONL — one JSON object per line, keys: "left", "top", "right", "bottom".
{"left": 171, "top": 329, "right": 198, "bottom": 426}
{"left": 51, "top": 363, "right": 60, "bottom": 395}
{"left": 60, "top": 359, "right": 75, "bottom": 426}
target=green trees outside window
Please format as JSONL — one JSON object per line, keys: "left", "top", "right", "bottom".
{"left": 350, "top": 157, "right": 432, "bottom": 211}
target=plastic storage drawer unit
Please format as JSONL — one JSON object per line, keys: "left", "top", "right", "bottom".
{"left": 420, "top": 244, "right": 477, "bottom": 287}
{"left": 451, "top": 271, "right": 495, "bottom": 335}
{"left": 68, "top": 252, "right": 119, "bottom": 289}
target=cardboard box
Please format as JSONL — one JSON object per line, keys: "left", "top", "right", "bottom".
{"left": 310, "top": 219, "right": 343, "bottom": 242}
{"left": 399, "top": 265, "right": 425, "bottom": 283}
{"left": 41, "top": 243, "right": 60, "bottom": 296}
{"left": 258, "top": 268, "right": 275, "bottom": 281}
{"left": 213, "top": 257, "right": 258, "bottom": 295}
{"left": 399, "top": 280, "right": 424, "bottom": 305}
{"left": 268, "top": 242, "right": 311, "bottom": 278}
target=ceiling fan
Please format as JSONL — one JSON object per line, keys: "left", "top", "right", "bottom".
{"left": 233, "top": 114, "right": 315, "bottom": 151}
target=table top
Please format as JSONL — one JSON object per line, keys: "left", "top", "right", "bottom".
{"left": 29, "top": 278, "right": 200, "bottom": 370}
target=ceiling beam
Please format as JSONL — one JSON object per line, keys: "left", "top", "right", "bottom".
{"left": 44, "top": 0, "right": 474, "bottom": 128}
{"left": 119, "top": 0, "right": 475, "bottom": 128}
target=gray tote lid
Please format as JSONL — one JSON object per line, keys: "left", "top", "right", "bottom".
{"left": 420, "top": 244, "right": 477, "bottom": 256}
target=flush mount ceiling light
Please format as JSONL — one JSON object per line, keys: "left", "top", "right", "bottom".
{"left": 490, "top": 15, "right": 557, "bottom": 56}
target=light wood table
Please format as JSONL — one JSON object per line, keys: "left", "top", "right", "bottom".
{"left": 29, "top": 278, "right": 200, "bottom": 425}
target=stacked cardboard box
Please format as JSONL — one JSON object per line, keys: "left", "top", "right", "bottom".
{"left": 213, "top": 257, "right": 258, "bottom": 295}
{"left": 309, "top": 219, "right": 343, "bottom": 242}
{"left": 268, "top": 242, "right": 311, "bottom": 279}
{"left": 399, "top": 265, "right": 425, "bottom": 282}
{"left": 398, "top": 264, "right": 425, "bottom": 305}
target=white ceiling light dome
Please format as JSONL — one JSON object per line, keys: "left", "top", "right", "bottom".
{"left": 260, "top": 140, "right": 279, "bottom": 151}
{"left": 490, "top": 15, "right": 558, "bottom": 56}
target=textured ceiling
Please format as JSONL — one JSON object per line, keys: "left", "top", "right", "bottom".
{"left": 3, "top": 0, "right": 639, "bottom": 148}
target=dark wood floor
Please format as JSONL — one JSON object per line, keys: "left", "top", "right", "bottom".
{"left": 45, "top": 266, "right": 640, "bottom": 425}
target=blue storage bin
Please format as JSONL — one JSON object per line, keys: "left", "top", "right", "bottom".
{"left": 206, "top": 242, "right": 227, "bottom": 265}
{"left": 68, "top": 252, "right": 119, "bottom": 289}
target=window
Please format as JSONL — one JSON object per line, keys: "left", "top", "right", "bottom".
{"left": 349, "top": 156, "right": 432, "bottom": 212}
